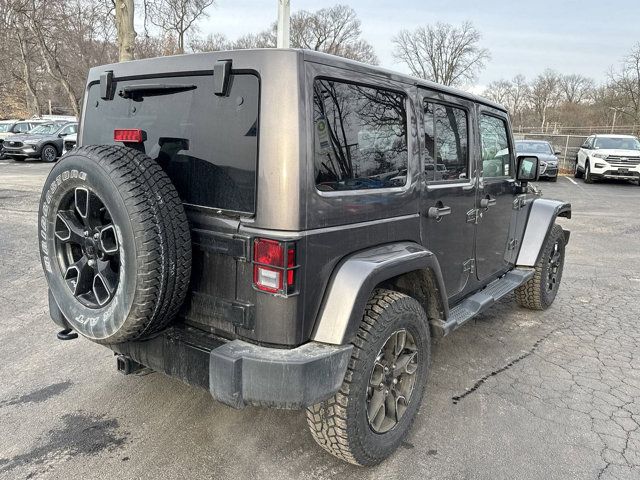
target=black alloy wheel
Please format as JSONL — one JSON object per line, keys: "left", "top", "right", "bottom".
{"left": 42, "top": 144, "right": 58, "bottom": 163}
{"left": 54, "top": 186, "right": 120, "bottom": 308}
{"left": 366, "top": 329, "right": 419, "bottom": 433}
{"left": 546, "top": 239, "right": 562, "bottom": 294}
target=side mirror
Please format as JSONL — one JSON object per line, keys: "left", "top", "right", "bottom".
{"left": 516, "top": 155, "right": 539, "bottom": 184}
{"left": 58, "top": 133, "right": 67, "bottom": 138}
{"left": 554, "top": 150, "right": 561, "bottom": 156}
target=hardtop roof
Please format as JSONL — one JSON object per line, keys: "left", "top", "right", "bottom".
{"left": 300, "top": 49, "right": 506, "bottom": 112}
{"left": 88, "top": 48, "right": 507, "bottom": 113}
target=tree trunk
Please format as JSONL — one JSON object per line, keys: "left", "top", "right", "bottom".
{"left": 178, "top": 17, "right": 184, "bottom": 54}
{"left": 27, "top": 23, "right": 80, "bottom": 117}
{"left": 15, "top": 30, "right": 41, "bottom": 116}
{"left": 115, "top": 0, "right": 136, "bottom": 61}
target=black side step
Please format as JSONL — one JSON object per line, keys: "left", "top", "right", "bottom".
{"left": 437, "top": 268, "right": 535, "bottom": 336}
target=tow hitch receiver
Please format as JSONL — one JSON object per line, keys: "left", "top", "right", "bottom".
{"left": 116, "top": 354, "right": 145, "bottom": 375}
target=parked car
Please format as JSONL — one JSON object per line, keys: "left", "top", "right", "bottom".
{"left": 38, "top": 50, "right": 570, "bottom": 466}
{"left": 3, "top": 121, "right": 77, "bottom": 162}
{"left": 62, "top": 133, "right": 77, "bottom": 154}
{"left": 575, "top": 134, "right": 640, "bottom": 185}
{"left": 515, "top": 140, "right": 560, "bottom": 181}
{"left": 0, "top": 119, "right": 48, "bottom": 158}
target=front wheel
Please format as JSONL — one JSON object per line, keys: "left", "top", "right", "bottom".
{"left": 584, "top": 163, "right": 594, "bottom": 184}
{"left": 306, "top": 289, "right": 431, "bottom": 466}
{"left": 515, "top": 223, "right": 566, "bottom": 310}
{"left": 574, "top": 161, "right": 583, "bottom": 179}
{"left": 41, "top": 144, "right": 58, "bottom": 163}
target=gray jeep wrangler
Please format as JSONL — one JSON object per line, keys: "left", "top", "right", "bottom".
{"left": 39, "top": 49, "right": 570, "bottom": 466}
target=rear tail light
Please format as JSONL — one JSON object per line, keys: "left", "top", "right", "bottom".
{"left": 114, "top": 128, "right": 143, "bottom": 143}
{"left": 253, "top": 238, "right": 297, "bottom": 295}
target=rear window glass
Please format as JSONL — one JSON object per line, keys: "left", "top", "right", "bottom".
{"left": 423, "top": 102, "right": 468, "bottom": 182}
{"left": 313, "top": 78, "right": 408, "bottom": 191}
{"left": 83, "top": 73, "right": 259, "bottom": 214}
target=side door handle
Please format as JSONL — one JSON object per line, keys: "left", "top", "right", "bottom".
{"left": 427, "top": 204, "right": 452, "bottom": 220}
{"left": 479, "top": 196, "right": 496, "bottom": 209}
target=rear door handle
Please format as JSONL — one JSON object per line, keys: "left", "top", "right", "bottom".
{"left": 480, "top": 196, "right": 497, "bottom": 209}
{"left": 427, "top": 205, "right": 452, "bottom": 220}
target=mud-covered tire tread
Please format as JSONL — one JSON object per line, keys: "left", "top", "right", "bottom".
{"left": 55, "top": 145, "right": 191, "bottom": 343}
{"left": 306, "top": 289, "right": 429, "bottom": 466}
{"left": 515, "top": 223, "right": 565, "bottom": 311}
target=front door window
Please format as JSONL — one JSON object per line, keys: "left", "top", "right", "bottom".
{"left": 479, "top": 115, "right": 512, "bottom": 178}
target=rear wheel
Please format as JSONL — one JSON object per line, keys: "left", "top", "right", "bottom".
{"left": 39, "top": 145, "right": 191, "bottom": 343}
{"left": 41, "top": 144, "right": 58, "bottom": 163}
{"left": 574, "top": 161, "right": 583, "bottom": 179}
{"left": 306, "top": 289, "right": 430, "bottom": 466}
{"left": 515, "top": 223, "right": 566, "bottom": 310}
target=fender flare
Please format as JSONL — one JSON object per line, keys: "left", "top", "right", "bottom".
{"left": 517, "top": 198, "right": 571, "bottom": 267}
{"left": 311, "top": 242, "right": 448, "bottom": 345}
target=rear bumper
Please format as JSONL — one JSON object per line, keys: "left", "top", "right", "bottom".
{"left": 109, "top": 325, "right": 352, "bottom": 410}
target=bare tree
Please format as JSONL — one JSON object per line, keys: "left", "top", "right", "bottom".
{"left": 529, "top": 69, "right": 561, "bottom": 131}
{"left": 393, "top": 21, "right": 490, "bottom": 86}
{"left": 189, "top": 5, "right": 377, "bottom": 64}
{"left": 507, "top": 75, "right": 530, "bottom": 126}
{"left": 608, "top": 43, "right": 640, "bottom": 123}
{"left": 13, "top": 0, "right": 81, "bottom": 116}
{"left": 13, "top": 26, "right": 41, "bottom": 115}
{"left": 559, "top": 73, "right": 595, "bottom": 104}
{"left": 483, "top": 80, "right": 512, "bottom": 105}
{"left": 145, "top": 0, "right": 215, "bottom": 54}
{"left": 115, "top": 0, "right": 135, "bottom": 61}
{"left": 190, "top": 31, "right": 273, "bottom": 52}
{"left": 288, "top": 5, "right": 377, "bottom": 64}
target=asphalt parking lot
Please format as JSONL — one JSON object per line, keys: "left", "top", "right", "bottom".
{"left": 1, "top": 158, "right": 639, "bottom": 480}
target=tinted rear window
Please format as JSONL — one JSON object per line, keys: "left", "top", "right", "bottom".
{"left": 83, "top": 73, "right": 259, "bottom": 214}
{"left": 313, "top": 78, "right": 408, "bottom": 191}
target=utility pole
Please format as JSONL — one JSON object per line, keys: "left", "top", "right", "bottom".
{"left": 610, "top": 107, "right": 618, "bottom": 134}
{"left": 277, "top": 0, "right": 291, "bottom": 48}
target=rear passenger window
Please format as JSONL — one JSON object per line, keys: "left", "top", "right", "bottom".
{"left": 479, "top": 115, "right": 512, "bottom": 178}
{"left": 313, "top": 79, "right": 408, "bottom": 191}
{"left": 423, "top": 102, "right": 468, "bottom": 182}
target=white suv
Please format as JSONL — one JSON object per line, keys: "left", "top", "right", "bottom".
{"left": 575, "top": 134, "right": 640, "bottom": 185}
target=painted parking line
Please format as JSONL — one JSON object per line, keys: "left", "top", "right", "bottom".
{"left": 565, "top": 176, "right": 578, "bottom": 185}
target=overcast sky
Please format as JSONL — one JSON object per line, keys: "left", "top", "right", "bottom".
{"left": 198, "top": 0, "right": 639, "bottom": 88}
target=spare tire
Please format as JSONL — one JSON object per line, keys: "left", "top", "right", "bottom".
{"left": 38, "top": 145, "right": 191, "bottom": 344}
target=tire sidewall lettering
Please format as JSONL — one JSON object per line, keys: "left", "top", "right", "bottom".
{"left": 39, "top": 157, "right": 136, "bottom": 341}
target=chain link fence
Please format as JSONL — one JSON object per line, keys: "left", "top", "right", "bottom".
{"left": 513, "top": 133, "right": 587, "bottom": 173}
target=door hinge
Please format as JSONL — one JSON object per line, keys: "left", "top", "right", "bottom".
{"left": 507, "top": 238, "right": 520, "bottom": 250}
{"left": 512, "top": 195, "right": 526, "bottom": 210}
{"left": 463, "top": 258, "right": 476, "bottom": 273}
{"left": 466, "top": 208, "right": 483, "bottom": 224}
